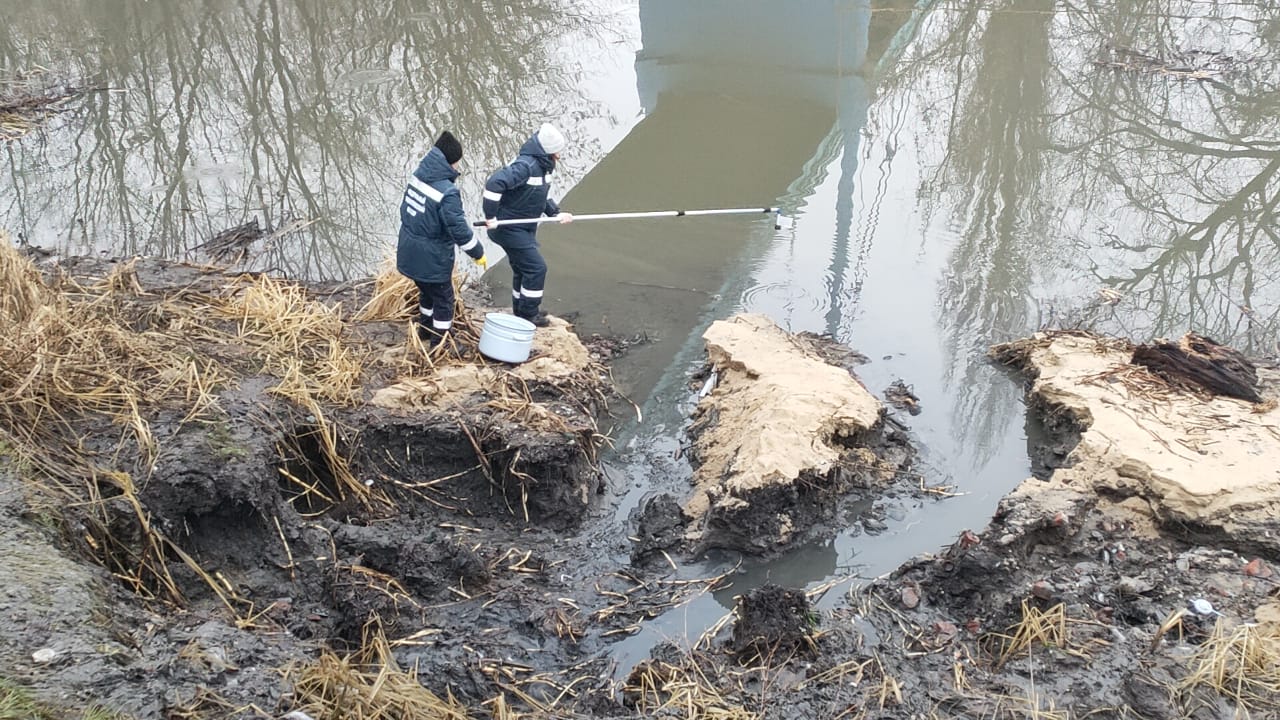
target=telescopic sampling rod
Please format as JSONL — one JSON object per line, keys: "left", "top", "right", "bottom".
{"left": 474, "top": 207, "right": 784, "bottom": 230}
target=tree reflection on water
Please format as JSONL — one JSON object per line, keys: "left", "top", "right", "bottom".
{"left": 0, "top": 0, "right": 619, "bottom": 279}
{"left": 1052, "top": 2, "right": 1280, "bottom": 354}
{"left": 872, "top": 0, "right": 1280, "bottom": 452}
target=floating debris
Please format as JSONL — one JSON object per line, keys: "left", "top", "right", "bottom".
{"left": 1093, "top": 44, "right": 1245, "bottom": 80}
{"left": 0, "top": 69, "right": 94, "bottom": 141}
{"left": 885, "top": 379, "right": 922, "bottom": 416}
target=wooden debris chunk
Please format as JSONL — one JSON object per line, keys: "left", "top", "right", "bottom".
{"left": 1130, "top": 333, "right": 1260, "bottom": 403}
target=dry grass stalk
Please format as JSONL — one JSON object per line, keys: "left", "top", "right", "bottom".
{"left": 876, "top": 664, "right": 903, "bottom": 709}
{"left": 482, "top": 670, "right": 595, "bottom": 720}
{"left": 355, "top": 261, "right": 418, "bottom": 322}
{"left": 81, "top": 470, "right": 183, "bottom": 604}
{"left": 286, "top": 617, "right": 469, "bottom": 720}
{"left": 167, "top": 686, "right": 274, "bottom": 719}
{"left": 989, "top": 690, "right": 1069, "bottom": 720}
{"left": 92, "top": 258, "right": 146, "bottom": 296}
{"left": 625, "top": 654, "right": 758, "bottom": 720}
{"left": 226, "top": 274, "right": 347, "bottom": 353}
{"left": 1177, "top": 619, "right": 1280, "bottom": 711}
{"left": 0, "top": 111, "right": 37, "bottom": 141}
{"left": 291, "top": 396, "right": 386, "bottom": 512}
{"left": 339, "top": 564, "right": 421, "bottom": 610}
{"left": 990, "top": 600, "right": 1074, "bottom": 669}
{"left": 796, "top": 658, "right": 873, "bottom": 690}
{"left": 1150, "top": 608, "right": 1187, "bottom": 651}
{"left": 0, "top": 240, "right": 220, "bottom": 457}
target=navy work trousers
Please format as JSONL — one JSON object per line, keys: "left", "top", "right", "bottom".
{"left": 502, "top": 244, "right": 547, "bottom": 320}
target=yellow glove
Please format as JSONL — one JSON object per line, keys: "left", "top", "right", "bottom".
{"left": 475, "top": 255, "right": 488, "bottom": 271}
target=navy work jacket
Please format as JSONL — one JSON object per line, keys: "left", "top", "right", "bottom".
{"left": 482, "top": 134, "right": 561, "bottom": 250}
{"left": 396, "top": 147, "right": 482, "bottom": 284}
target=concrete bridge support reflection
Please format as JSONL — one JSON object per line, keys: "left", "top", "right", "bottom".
{"left": 534, "top": 0, "right": 904, "bottom": 402}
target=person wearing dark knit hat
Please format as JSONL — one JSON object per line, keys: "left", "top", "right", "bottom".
{"left": 395, "top": 130, "right": 487, "bottom": 347}
{"left": 435, "top": 130, "right": 463, "bottom": 165}
{"left": 481, "top": 123, "right": 574, "bottom": 327}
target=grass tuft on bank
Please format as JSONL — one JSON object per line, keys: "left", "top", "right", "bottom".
{"left": 0, "top": 679, "right": 128, "bottom": 720}
{"left": 1178, "top": 619, "right": 1280, "bottom": 711}
{"left": 284, "top": 618, "right": 470, "bottom": 720}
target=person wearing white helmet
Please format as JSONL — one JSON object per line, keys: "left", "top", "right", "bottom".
{"left": 481, "top": 123, "right": 574, "bottom": 327}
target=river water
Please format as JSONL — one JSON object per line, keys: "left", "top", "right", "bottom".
{"left": 4, "top": 0, "right": 1280, "bottom": 667}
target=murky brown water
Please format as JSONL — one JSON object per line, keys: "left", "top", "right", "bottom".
{"left": 4, "top": 0, "right": 1280, "bottom": 655}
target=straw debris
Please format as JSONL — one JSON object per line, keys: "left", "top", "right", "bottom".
{"left": 623, "top": 652, "right": 758, "bottom": 720}
{"left": 355, "top": 260, "right": 419, "bottom": 322}
{"left": 221, "top": 273, "right": 364, "bottom": 405}
{"left": 0, "top": 238, "right": 234, "bottom": 604}
{"left": 1177, "top": 619, "right": 1280, "bottom": 711}
{"left": 987, "top": 600, "right": 1089, "bottom": 669}
{"left": 1, "top": 69, "right": 93, "bottom": 141}
{"left": 285, "top": 617, "right": 470, "bottom": 720}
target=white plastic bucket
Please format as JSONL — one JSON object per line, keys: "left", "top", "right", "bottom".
{"left": 477, "top": 313, "right": 536, "bottom": 363}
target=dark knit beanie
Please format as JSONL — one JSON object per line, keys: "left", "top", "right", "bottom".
{"left": 434, "top": 130, "right": 463, "bottom": 165}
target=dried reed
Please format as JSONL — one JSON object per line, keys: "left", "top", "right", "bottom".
{"left": 1178, "top": 619, "right": 1280, "bottom": 711}
{"left": 989, "top": 600, "right": 1077, "bottom": 669}
{"left": 286, "top": 617, "right": 470, "bottom": 720}
{"left": 624, "top": 653, "right": 758, "bottom": 720}
{"left": 0, "top": 238, "right": 230, "bottom": 604}
{"left": 355, "top": 260, "right": 418, "bottom": 322}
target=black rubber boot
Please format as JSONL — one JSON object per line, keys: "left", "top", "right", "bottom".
{"left": 417, "top": 317, "right": 444, "bottom": 346}
{"left": 519, "top": 312, "right": 550, "bottom": 328}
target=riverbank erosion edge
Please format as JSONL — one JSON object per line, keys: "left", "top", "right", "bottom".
{"left": 0, "top": 240, "right": 624, "bottom": 716}
{"left": 3, "top": 242, "right": 1279, "bottom": 719}
{"left": 624, "top": 331, "right": 1280, "bottom": 719}
{"left": 630, "top": 313, "right": 916, "bottom": 561}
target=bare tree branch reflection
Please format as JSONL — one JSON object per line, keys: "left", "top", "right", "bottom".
{"left": 0, "top": 0, "right": 619, "bottom": 280}
{"left": 876, "top": 1, "right": 1056, "bottom": 459}
{"left": 1050, "top": 1, "right": 1280, "bottom": 354}
{"left": 874, "top": 0, "right": 1280, "bottom": 458}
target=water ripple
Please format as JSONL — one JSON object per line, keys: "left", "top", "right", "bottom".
{"left": 741, "top": 281, "right": 826, "bottom": 315}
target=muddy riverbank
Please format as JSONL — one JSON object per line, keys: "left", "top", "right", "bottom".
{"left": 0, "top": 244, "right": 915, "bottom": 718}
{"left": 0, "top": 243, "right": 630, "bottom": 716}
{"left": 623, "top": 331, "right": 1280, "bottom": 719}
{"left": 2, "top": 243, "right": 1278, "bottom": 719}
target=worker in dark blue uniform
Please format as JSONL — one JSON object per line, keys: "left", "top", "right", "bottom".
{"left": 396, "top": 131, "right": 487, "bottom": 346}
{"left": 482, "top": 123, "right": 574, "bottom": 327}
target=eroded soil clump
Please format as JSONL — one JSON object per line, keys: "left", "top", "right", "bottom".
{"left": 640, "top": 313, "right": 915, "bottom": 558}
{"left": 731, "top": 584, "right": 817, "bottom": 664}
